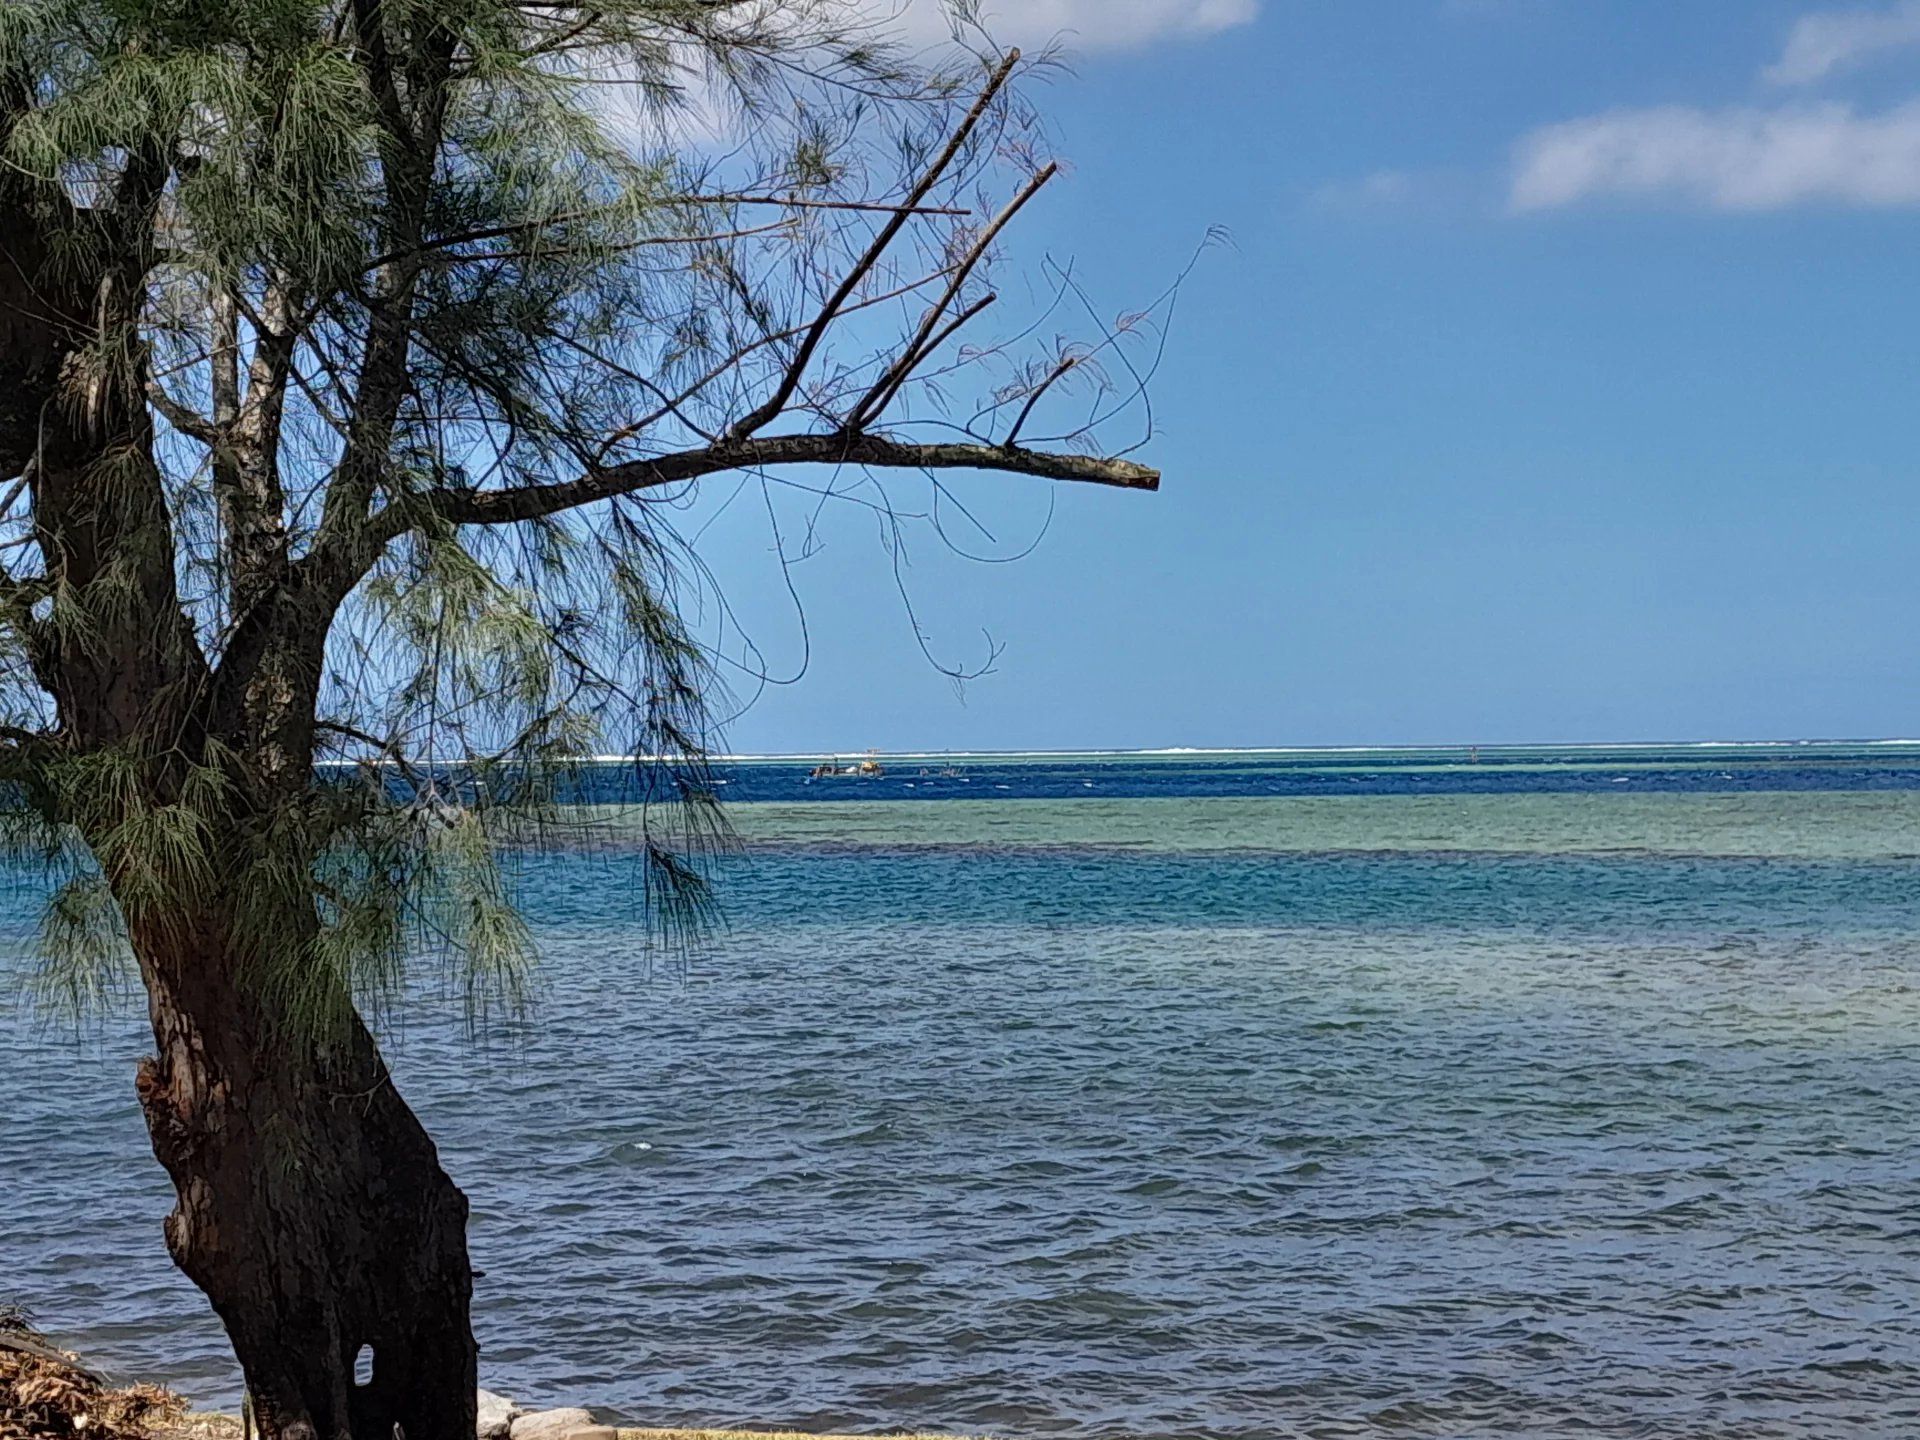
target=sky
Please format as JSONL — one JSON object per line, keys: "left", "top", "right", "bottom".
{"left": 685, "top": 0, "right": 1920, "bottom": 753}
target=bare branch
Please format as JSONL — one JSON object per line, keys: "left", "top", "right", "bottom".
{"left": 590, "top": 263, "right": 965, "bottom": 461}
{"left": 1004, "top": 355, "right": 1079, "bottom": 449}
{"left": 147, "top": 382, "right": 219, "bottom": 444}
{"left": 725, "top": 49, "right": 1023, "bottom": 442}
{"left": 0, "top": 464, "right": 33, "bottom": 522}
{"left": 849, "top": 292, "right": 999, "bottom": 430}
{"left": 848, "top": 162, "right": 1058, "bottom": 432}
{"left": 673, "top": 195, "right": 972, "bottom": 217}
{"left": 364, "top": 214, "right": 799, "bottom": 274}
{"left": 414, "top": 430, "right": 1158, "bottom": 531}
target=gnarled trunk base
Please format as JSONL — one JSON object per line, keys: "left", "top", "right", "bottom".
{"left": 134, "top": 933, "right": 477, "bottom": 1440}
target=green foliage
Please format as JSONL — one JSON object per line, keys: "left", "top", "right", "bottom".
{"left": 36, "top": 869, "right": 133, "bottom": 1014}
{"left": 0, "top": 0, "right": 1046, "bottom": 1034}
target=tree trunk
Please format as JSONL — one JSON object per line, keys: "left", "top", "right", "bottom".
{"left": 132, "top": 919, "right": 478, "bottom": 1440}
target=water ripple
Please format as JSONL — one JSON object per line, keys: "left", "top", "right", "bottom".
{"left": 6, "top": 803, "right": 1920, "bottom": 1437}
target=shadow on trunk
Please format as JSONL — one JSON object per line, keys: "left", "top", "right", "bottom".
{"left": 135, "top": 919, "right": 476, "bottom": 1440}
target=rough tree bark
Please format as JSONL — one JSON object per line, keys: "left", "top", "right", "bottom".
{"left": 134, "top": 912, "right": 476, "bottom": 1440}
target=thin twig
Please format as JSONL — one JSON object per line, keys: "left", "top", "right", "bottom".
{"left": 725, "top": 49, "right": 1023, "bottom": 443}
{"left": 671, "top": 194, "right": 972, "bottom": 217}
{"left": 846, "top": 162, "right": 1057, "bottom": 430}
{"left": 1003, "top": 355, "right": 1078, "bottom": 449}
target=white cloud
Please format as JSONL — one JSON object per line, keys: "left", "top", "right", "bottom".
{"left": 585, "top": 0, "right": 1256, "bottom": 157}
{"left": 1308, "top": 169, "right": 1420, "bottom": 210}
{"left": 882, "top": 0, "right": 1258, "bottom": 53}
{"left": 1766, "top": 1, "right": 1920, "bottom": 86}
{"left": 1509, "top": 99, "right": 1920, "bottom": 211}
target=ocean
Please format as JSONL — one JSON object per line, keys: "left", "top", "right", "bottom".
{"left": 5, "top": 744, "right": 1920, "bottom": 1438}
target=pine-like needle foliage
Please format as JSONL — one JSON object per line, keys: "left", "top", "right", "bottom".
{"left": 0, "top": 0, "right": 1159, "bottom": 1034}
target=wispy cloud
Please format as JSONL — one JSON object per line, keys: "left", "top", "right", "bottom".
{"left": 1337, "top": 170, "right": 1419, "bottom": 203}
{"left": 1766, "top": 0, "right": 1920, "bottom": 86}
{"left": 591, "top": 1, "right": 1257, "bottom": 155}
{"left": 1509, "top": 99, "right": 1920, "bottom": 211}
{"left": 1307, "top": 170, "right": 1424, "bottom": 212}
{"left": 885, "top": 0, "right": 1259, "bottom": 53}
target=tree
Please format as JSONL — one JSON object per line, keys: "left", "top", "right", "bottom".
{"left": 0, "top": 3, "right": 1160, "bottom": 1437}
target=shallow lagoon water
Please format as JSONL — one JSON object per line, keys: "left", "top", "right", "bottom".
{"left": 6, "top": 747, "right": 1920, "bottom": 1437}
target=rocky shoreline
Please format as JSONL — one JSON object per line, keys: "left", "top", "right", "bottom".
{"left": 184, "top": 1413, "right": 960, "bottom": 1440}
{"left": 482, "top": 1400, "right": 967, "bottom": 1440}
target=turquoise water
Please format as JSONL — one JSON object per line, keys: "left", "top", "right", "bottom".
{"left": 5, "top": 747, "right": 1920, "bottom": 1437}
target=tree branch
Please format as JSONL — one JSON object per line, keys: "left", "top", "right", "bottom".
{"left": 1004, "top": 355, "right": 1079, "bottom": 449}
{"left": 590, "top": 262, "right": 963, "bottom": 462}
{"left": 147, "top": 381, "right": 219, "bottom": 443}
{"left": 295, "top": 432, "right": 1154, "bottom": 609}
{"left": 674, "top": 194, "right": 972, "bottom": 217}
{"left": 316, "top": 0, "right": 458, "bottom": 547}
{"left": 847, "top": 163, "right": 1056, "bottom": 432}
{"left": 363, "top": 214, "right": 799, "bottom": 274}
{"left": 724, "top": 49, "right": 1022, "bottom": 443}
{"left": 848, "top": 292, "right": 998, "bottom": 430}
{"left": 414, "top": 431, "right": 1158, "bottom": 530}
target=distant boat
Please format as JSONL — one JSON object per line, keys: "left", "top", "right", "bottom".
{"left": 808, "top": 752, "right": 885, "bottom": 779}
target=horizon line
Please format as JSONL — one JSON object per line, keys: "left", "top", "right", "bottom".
{"left": 312, "top": 737, "right": 1920, "bottom": 766}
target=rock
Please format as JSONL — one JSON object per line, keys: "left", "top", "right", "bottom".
{"left": 508, "top": 1408, "right": 603, "bottom": 1440}
{"left": 477, "top": 1390, "right": 521, "bottom": 1440}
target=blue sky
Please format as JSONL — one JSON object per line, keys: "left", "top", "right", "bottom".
{"left": 693, "top": 0, "right": 1920, "bottom": 753}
